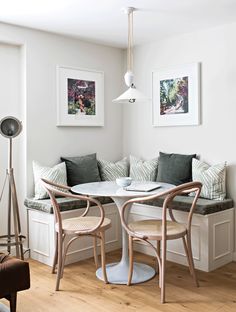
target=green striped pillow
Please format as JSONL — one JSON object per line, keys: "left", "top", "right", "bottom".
{"left": 33, "top": 161, "right": 68, "bottom": 199}
{"left": 98, "top": 158, "right": 129, "bottom": 181}
{"left": 129, "top": 155, "right": 158, "bottom": 181}
{"left": 191, "top": 158, "right": 226, "bottom": 200}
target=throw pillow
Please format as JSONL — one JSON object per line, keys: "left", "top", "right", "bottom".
{"left": 98, "top": 158, "right": 129, "bottom": 181}
{"left": 191, "top": 158, "right": 226, "bottom": 200}
{"left": 129, "top": 155, "right": 158, "bottom": 181}
{"left": 32, "top": 161, "right": 68, "bottom": 200}
{"left": 61, "top": 153, "right": 101, "bottom": 186}
{"left": 156, "top": 152, "right": 196, "bottom": 185}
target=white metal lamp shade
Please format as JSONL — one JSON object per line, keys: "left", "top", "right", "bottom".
{"left": 112, "top": 85, "right": 147, "bottom": 103}
{"left": 113, "top": 7, "right": 147, "bottom": 104}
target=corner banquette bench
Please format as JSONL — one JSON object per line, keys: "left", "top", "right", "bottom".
{"left": 25, "top": 194, "right": 234, "bottom": 272}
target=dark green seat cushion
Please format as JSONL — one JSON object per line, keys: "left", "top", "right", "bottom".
{"left": 24, "top": 196, "right": 113, "bottom": 214}
{"left": 25, "top": 195, "right": 233, "bottom": 216}
{"left": 61, "top": 153, "right": 101, "bottom": 186}
{"left": 142, "top": 196, "right": 234, "bottom": 215}
{"left": 156, "top": 152, "right": 196, "bottom": 185}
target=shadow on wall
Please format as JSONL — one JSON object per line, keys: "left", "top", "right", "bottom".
{"left": 226, "top": 164, "right": 236, "bottom": 201}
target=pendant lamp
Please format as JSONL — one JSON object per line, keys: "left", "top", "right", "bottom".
{"left": 113, "top": 7, "right": 147, "bottom": 103}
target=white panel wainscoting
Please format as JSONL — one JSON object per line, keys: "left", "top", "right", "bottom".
{"left": 128, "top": 204, "right": 234, "bottom": 272}
{"left": 27, "top": 203, "right": 121, "bottom": 266}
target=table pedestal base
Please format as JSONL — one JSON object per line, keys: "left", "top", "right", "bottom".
{"left": 96, "top": 261, "right": 156, "bottom": 284}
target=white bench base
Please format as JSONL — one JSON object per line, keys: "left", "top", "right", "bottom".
{"left": 27, "top": 202, "right": 234, "bottom": 272}
{"left": 27, "top": 203, "right": 121, "bottom": 267}
{"left": 129, "top": 204, "right": 235, "bottom": 272}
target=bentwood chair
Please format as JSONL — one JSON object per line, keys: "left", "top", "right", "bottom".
{"left": 121, "top": 181, "right": 202, "bottom": 304}
{"left": 41, "top": 178, "right": 111, "bottom": 291}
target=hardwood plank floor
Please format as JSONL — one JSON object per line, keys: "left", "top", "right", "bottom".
{"left": 1, "top": 250, "right": 236, "bottom": 312}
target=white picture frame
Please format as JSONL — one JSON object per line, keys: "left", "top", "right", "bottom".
{"left": 57, "top": 66, "right": 104, "bottom": 126}
{"left": 152, "top": 63, "right": 200, "bottom": 127}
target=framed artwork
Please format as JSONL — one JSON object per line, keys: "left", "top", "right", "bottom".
{"left": 57, "top": 66, "right": 104, "bottom": 126}
{"left": 152, "top": 63, "right": 200, "bottom": 127}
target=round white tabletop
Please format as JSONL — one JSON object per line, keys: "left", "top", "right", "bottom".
{"left": 71, "top": 181, "right": 175, "bottom": 284}
{"left": 72, "top": 181, "right": 173, "bottom": 198}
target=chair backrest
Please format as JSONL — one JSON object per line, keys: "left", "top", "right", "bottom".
{"left": 41, "top": 178, "right": 105, "bottom": 234}
{"left": 121, "top": 181, "right": 202, "bottom": 239}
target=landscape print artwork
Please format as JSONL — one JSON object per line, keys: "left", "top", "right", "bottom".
{"left": 67, "top": 78, "right": 96, "bottom": 116}
{"left": 160, "top": 76, "right": 188, "bottom": 115}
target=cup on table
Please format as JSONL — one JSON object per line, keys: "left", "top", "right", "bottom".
{"left": 116, "top": 177, "right": 132, "bottom": 188}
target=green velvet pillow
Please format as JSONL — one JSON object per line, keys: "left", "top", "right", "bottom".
{"left": 156, "top": 152, "right": 196, "bottom": 186}
{"left": 61, "top": 153, "right": 101, "bottom": 186}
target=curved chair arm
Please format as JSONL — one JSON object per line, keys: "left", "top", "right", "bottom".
{"left": 120, "top": 181, "right": 202, "bottom": 239}
{"left": 41, "top": 178, "right": 105, "bottom": 235}
{"left": 41, "top": 178, "right": 71, "bottom": 191}
{"left": 163, "top": 182, "right": 202, "bottom": 231}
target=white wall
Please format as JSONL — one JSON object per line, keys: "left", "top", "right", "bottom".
{"left": 0, "top": 22, "right": 124, "bottom": 238}
{"left": 0, "top": 43, "right": 22, "bottom": 235}
{"left": 123, "top": 22, "right": 236, "bottom": 200}
{"left": 123, "top": 22, "right": 236, "bottom": 251}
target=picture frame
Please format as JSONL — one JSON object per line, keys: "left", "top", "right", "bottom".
{"left": 57, "top": 66, "right": 104, "bottom": 126}
{"left": 152, "top": 63, "right": 200, "bottom": 127}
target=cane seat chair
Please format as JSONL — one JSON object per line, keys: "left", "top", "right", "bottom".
{"left": 121, "top": 181, "right": 202, "bottom": 303}
{"left": 41, "top": 178, "right": 111, "bottom": 290}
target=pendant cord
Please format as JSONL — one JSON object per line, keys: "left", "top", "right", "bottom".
{"left": 127, "top": 10, "right": 133, "bottom": 72}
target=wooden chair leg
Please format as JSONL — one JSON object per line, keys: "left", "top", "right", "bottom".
{"left": 157, "top": 240, "right": 161, "bottom": 288}
{"left": 182, "top": 236, "right": 193, "bottom": 275}
{"left": 93, "top": 235, "right": 99, "bottom": 269}
{"left": 52, "top": 232, "right": 58, "bottom": 274}
{"left": 56, "top": 234, "right": 63, "bottom": 291}
{"left": 100, "top": 231, "right": 108, "bottom": 284}
{"left": 128, "top": 235, "right": 134, "bottom": 286}
{"left": 161, "top": 239, "right": 166, "bottom": 304}
{"left": 186, "top": 233, "right": 199, "bottom": 287}
{"left": 9, "top": 293, "right": 17, "bottom": 312}
{"left": 157, "top": 240, "right": 160, "bottom": 271}
{"left": 60, "top": 235, "right": 68, "bottom": 279}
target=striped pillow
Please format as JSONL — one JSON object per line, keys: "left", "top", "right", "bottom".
{"left": 33, "top": 161, "right": 68, "bottom": 199}
{"left": 191, "top": 158, "right": 226, "bottom": 200}
{"left": 129, "top": 155, "right": 158, "bottom": 181}
{"left": 98, "top": 158, "right": 129, "bottom": 181}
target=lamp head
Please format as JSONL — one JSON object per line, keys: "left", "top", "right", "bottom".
{"left": 0, "top": 116, "right": 22, "bottom": 139}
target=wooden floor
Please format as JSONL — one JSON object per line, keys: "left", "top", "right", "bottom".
{"left": 1, "top": 250, "right": 236, "bottom": 312}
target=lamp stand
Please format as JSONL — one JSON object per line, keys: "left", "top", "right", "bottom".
{"left": 0, "top": 138, "right": 25, "bottom": 260}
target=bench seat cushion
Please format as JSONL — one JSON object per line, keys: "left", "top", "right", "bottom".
{"left": 24, "top": 196, "right": 113, "bottom": 214}
{"left": 142, "top": 196, "right": 234, "bottom": 215}
{"left": 25, "top": 196, "right": 233, "bottom": 216}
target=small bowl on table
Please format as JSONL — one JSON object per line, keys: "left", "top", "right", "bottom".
{"left": 116, "top": 177, "right": 132, "bottom": 188}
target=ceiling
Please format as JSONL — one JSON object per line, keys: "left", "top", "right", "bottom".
{"left": 0, "top": 0, "right": 236, "bottom": 48}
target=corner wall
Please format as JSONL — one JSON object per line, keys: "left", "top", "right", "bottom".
{"left": 123, "top": 22, "right": 236, "bottom": 251}
{"left": 0, "top": 22, "right": 124, "bottom": 237}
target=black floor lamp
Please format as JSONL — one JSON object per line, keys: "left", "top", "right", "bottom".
{"left": 0, "top": 116, "right": 25, "bottom": 259}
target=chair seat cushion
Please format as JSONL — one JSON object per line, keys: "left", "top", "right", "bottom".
{"left": 129, "top": 219, "right": 186, "bottom": 239}
{"left": 56, "top": 216, "right": 111, "bottom": 233}
{"left": 0, "top": 254, "right": 30, "bottom": 298}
